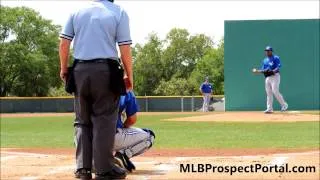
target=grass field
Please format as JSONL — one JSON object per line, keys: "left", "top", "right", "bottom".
{"left": 1, "top": 114, "right": 319, "bottom": 149}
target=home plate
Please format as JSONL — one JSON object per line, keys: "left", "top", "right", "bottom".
{"left": 154, "top": 163, "right": 176, "bottom": 171}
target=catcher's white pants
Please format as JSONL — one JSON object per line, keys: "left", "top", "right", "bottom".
{"left": 114, "top": 127, "right": 154, "bottom": 158}
{"left": 265, "top": 73, "right": 286, "bottom": 111}
{"left": 202, "top": 93, "right": 211, "bottom": 112}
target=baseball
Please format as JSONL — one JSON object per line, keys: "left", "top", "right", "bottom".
{"left": 252, "top": 68, "right": 257, "bottom": 73}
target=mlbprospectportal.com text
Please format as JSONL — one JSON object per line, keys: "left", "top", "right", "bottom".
{"left": 179, "top": 163, "right": 317, "bottom": 175}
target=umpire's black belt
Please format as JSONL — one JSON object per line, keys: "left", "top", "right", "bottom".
{"left": 75, "top": 58, "right": 118, "bottom": 63}
{"left": 74, "top": 58, "right": 126, "bottom": 96}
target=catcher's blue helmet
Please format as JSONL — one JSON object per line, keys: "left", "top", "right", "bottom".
{"left": 264, "top": 46, "right": 273, "bottom": 51}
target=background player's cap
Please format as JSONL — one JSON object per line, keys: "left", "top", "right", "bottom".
{"left": 205, "top": 76, "right": 209, "bottom": 80}
{"left": 264, "top": 46, "right": 273, "bottom": 51}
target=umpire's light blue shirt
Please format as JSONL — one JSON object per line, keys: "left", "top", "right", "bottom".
{"left": 60, "top": 0, "right": 132, "bottom": 60}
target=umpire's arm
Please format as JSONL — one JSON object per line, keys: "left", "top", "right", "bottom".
{"left": 59, "top": 13, "right": 74, "bottom": 82}
{"left": 59, "top": 39, "right": 71, "bottom": 82}
{"left": 117, "top": 10, "right": 133, "bottom": 90}
{"left": 119, "top": 45, "right": 133, "bottom": 90}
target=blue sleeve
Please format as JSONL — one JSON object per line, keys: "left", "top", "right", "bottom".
{"left": 125, "top": 91, "right": 138, "bottom": 117}
{"left": 275, "top": 56, "right": 281, "bottom": 68}
{"left": 116, "top": 10, "right": 132, "bottom": 46}
{"left": 59, "top": 13, "right": 75, "bottom": 41}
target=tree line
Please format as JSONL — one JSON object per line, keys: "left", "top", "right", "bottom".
{"left": 0, "top": 6, "right": 224, "bottom": 97}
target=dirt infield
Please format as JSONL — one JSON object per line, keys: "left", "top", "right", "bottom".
{"left": 2, "top": 112, "right": 319, "bottom": 123}
{"left": 165, "top": 111, "right": 319, "bottom": 122}
{"left": 1, "top": 148, "right": 319, "bottom": 180}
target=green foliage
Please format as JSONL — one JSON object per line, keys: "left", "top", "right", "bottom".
{"left": 154, "top": 77, "right": 192, "bottom": 96}
{"left": 0, "top": 6, "right": 224, "bottom": 97}
{"left": 133, "top": 28, "right": 223, "bottom": 96}
{"left": 47, "top": 84, "right": 72, "bottom": 97}
{"left": 189, "top": 40, "right": 224, "bottom": 94}
{"left": 0, "top": 6, "right": 61, "bottom": 96}
{"left": 133, "top": 33, "right": 164, "bottom": 95}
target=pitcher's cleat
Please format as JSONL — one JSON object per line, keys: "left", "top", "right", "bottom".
{"left": 264, "top": 109, "right": 273, "bottom": 114}
{"left": 281, "top": 103, "right": 288, "bottom": 112}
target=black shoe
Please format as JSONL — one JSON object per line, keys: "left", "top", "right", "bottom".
{"left": 95, "top": 166, "right": 127, "bottom": 180}
{"left": 75, "top": 168, "right": 92, "bottom": 180}
{"left": 115, "top": 152, "right": 136, "bottom": 172}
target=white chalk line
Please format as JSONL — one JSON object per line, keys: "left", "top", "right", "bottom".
{"left": 2, "top": 151, "right": 51, "bottom": 157}
{"left": 1, "top": 152, "right": 51, "bottom": 162}
{"left": 268, "top": 157, "right": 288, "bottom": 167}
{"left": 20, "top": 165, "right": 75, "bottom": 180}
{"left": 20, "top": 176, "right": 38, "bottom": 180}
{"left": 1, "top": 155, "right": 20, "bottom": 162}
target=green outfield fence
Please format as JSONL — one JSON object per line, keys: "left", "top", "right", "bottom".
{"left": 0, "top": 95, "right": 225, "bottom": 113}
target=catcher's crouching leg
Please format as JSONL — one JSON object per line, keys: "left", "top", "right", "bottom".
{"left": 115, "top": 129, "right": 155, "bottom": 172}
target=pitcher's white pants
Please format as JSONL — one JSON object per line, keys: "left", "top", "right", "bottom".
{"left": 265, "top": 73, "right": 286, "bottom": 111}
{"left": 202, "top": 93, "right": 211, "bottom": 112}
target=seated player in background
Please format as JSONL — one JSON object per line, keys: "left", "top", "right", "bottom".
{"left": 113, "top": 77, "right": 155, "bottom": 172}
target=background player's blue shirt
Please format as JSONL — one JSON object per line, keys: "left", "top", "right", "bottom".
{"left": 200, "top": 83, "right": 213, "bottom": 93}
{"left": 261, "top": 55, "right": 281, "bottom": 72}
{"left": 117, "top": 91, "right": 138, "bottom": 128}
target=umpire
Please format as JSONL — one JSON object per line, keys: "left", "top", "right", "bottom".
{"left": 59, "top": 0, "right": 133, "bottom": 179}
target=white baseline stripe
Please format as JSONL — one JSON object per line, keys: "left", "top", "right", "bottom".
{"left": 1, "top": 155, "right": 19, "bottom": 161}
{"left": 2, "top": 151, "right": 49, "bottom": 157}
{"left": 20, "top": 165, "right": 74, "bottom": 180}
{"left": 134, "top": 161, "right": 157, "bottom": 165}
{"left": 268, "top": 157, "right": 288, "bottom": 167}
{"left": 20, "top": 177, "right": 38, "bottom": 180}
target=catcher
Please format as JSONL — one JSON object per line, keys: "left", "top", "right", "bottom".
{"left": 252, "top": 46, "right": 288, "bottom": 113}
{"left": 113, "top": 77, "right": 155, "bottom": 172}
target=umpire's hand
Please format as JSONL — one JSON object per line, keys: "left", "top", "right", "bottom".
{"left": 60, "top": 68, "right": 68, "bottom": 83}
{"left": 124, "top": 76, "right": 133, "bottom": 91}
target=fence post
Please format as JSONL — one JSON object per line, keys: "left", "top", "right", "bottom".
{"left": 145, "top": 94, "right": 148, "bottom": 112}
{"left": 181, "top": 96, "right": 184, "bottom": 112}
{"left": 191, "top": 96, "right": 194, "bottom": 112}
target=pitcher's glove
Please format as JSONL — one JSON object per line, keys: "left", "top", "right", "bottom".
{"left": 263, "top": 69, "right": 275, "bottom": 77}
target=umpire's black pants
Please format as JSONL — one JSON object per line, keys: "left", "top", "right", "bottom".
{"left": 73, "top": 62, "right": 119, "bottom": 174}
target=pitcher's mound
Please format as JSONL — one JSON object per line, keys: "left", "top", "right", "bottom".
{"left": 165, "top": 112, "right": 319, "bottom": 122}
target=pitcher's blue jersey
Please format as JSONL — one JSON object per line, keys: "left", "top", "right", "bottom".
{"left": 200, "top": 83, "right": 213, "bottom": 93}
{"left": 261, "top": 55, "right": 281, "bottom": 73}
{"left": 117, "top": 91, "right": 138, "bottom": 128}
